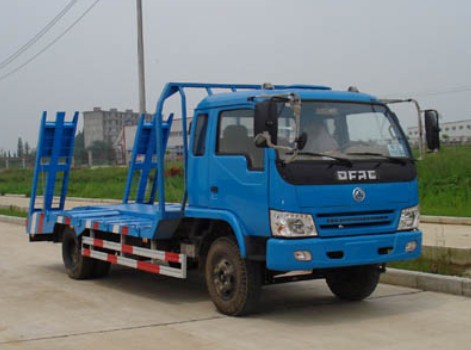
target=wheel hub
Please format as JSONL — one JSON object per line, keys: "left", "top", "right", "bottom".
{"left": 213, "top": 259, "right": 236, "bottom": 300}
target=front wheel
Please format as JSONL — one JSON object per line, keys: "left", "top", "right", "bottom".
{"left": 325, "top": 264, "right": 380, "bottom": 301}
{"left": 205, "top": 236, "right": 261, "bottom": 316}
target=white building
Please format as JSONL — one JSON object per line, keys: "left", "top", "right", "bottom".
{"left": 407, "top": 119, "right": 471, "bottom": 145}
{"left": 83, "top": 108, "right": 143, "bottom": 148}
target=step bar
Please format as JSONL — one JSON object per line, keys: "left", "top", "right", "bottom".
{"left": 82, "top": 235, "right": 187, "bottom": 279}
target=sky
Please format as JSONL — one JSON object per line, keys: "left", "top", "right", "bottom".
{"left": 0, "top": 0, "right": 470, "bottom": 153}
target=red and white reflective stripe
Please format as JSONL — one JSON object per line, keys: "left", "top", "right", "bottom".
{"left": 84, "top": 220, "right": 106, "bottom": 231}
{"left": 83, "top": 222, "right": 129, "bottom": 234}
{"left": 56, "top": 216, "right": 71, "bottom": 225}
{"left": 111, "top": 225, "right": 129, "bottom": 235}
{"left": 29, "top": 212, "right": 45, "bottom": 234}
{"left": 82, "top": 236, "right": 183, "bottom": 263}
{"left": 82, "top": 248, "right": 185, "bottom": 279}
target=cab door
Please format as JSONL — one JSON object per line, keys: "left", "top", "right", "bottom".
{"left": 208, "top": 108, "right": 269, "bottom": 236}
{"left": 187, "top": 112, "right": 211, "bottom": 207}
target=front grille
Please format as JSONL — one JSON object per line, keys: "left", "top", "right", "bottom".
{"left": 315, "top": 210, "right": 396, "bottom": 237}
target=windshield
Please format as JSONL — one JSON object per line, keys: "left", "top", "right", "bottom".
{"left": 276, "top": 101, "right": 411, "bottom": 161}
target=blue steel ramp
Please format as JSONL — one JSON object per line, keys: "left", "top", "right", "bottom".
{"left": 27, "top": 112, "right": 78, "bottom": 237}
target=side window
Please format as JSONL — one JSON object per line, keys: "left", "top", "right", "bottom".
{"left": 193, "top": 114, "right": 208, "bottom": 156}
{"left": 217, "top": 109, "right": 264, "bottom": 170}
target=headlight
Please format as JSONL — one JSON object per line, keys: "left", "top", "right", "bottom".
{"left": 270, "top": 210, "right": 317, "bottom": 237}
{"left": 397, "top": 206, "right": 420, "bottom": 231}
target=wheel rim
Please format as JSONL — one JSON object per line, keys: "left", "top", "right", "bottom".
{"left": 212, "top": 258, "right": 236, "bottom": 300}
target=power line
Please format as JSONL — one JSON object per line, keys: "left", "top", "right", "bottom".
{"left": 384, "top": 85, "right": 471, "bottom": 99}
{"left": 0, "top": 0, "right": 78, "bottom": 70}
{"left": 413, "top": 86, "right": 471, "bottom": 98}
{"left": 0, "top": 0, "right": 101, "bottom": 82}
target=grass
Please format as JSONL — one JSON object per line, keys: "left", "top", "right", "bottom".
{"left": 0, "top": 205, "right": 27, "bottom": 218}
{"left": 0, "top": 163, "right": 185, "bottom": 203}
{"left": 0, "top": 168, "right": 32, "bottom": 196}
{"left": 417, "top": 146, "right": 471, "bottom": 216}
{"left": 388, "top": 255, "right": 471, "bottom": 278}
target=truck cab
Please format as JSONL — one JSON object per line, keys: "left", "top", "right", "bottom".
{"left": 188, "top": 86, "right": 421, "bottom": 268}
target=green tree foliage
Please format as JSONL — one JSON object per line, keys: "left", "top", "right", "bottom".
{"left": 89, "top": 140, "right": 116, "bottom": 165}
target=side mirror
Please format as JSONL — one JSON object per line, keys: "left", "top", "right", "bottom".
{"left": 254, "top": 100, "right": 278, "bottom": 147}
{"left": 424, "top": 109, "right": 440, "bottom": 151}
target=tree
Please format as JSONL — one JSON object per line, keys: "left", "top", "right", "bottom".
{"left": 24, "top": 142, "right": 30, "bottom": 157}
{"left": 89, "top": 140, "right": 116, "bottom": 165}
{"left": 74, "top": 131, "right": 87, "bottom": 165}
{"left": 17, "top": 137, "right": 24, "bottom": 158}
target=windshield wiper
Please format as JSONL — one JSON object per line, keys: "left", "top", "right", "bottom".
{"left": 285, "top": 151, "right": 353, "bottom": 167}
{"left": 346, "top": 152, "right": 409, "bottom": 165}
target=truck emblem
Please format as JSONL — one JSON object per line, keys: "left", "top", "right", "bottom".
{"left": 352, "top": 187, "right": 366, "bottom": 202}
{"left": 337, "top": 170, "right": 377, "bottom": 181}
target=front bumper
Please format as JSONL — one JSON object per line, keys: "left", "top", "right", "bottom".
{"left": 266, "top": 230, "right": 421, "bottom": 271}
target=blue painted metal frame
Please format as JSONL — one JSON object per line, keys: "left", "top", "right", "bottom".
{"left": 123, "top": 114, "right": 174, "bottom": 204}
{"left": 29, "top": 111, "right": 78, "bottom": 216}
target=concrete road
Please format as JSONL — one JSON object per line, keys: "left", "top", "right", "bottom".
{"left": 1, "top": 222, "right": 471, "bottom": 350}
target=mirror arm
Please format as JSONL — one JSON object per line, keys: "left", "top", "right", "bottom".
{"left": 288, "top": 93, "right": 302, "bottom": 141}
{"left": 256, "top": 131, "right": 293, "bottom": 151}
{"left": 381, "top": 97, "right": 424, "bottom": 160}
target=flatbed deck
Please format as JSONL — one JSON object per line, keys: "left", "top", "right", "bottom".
{"left": 55, "top": 203, "right": 183, "bottom": 239}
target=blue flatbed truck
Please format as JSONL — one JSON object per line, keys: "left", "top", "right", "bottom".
{"left": 26, "top": 82, "right": 440, "bottom": 316}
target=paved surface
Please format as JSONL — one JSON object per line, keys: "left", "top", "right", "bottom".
{"left": 2, "top": 222, "right": 471, "bottom": 349}
{"left": 420, "top": 222, "right": 471, "bottom": 249}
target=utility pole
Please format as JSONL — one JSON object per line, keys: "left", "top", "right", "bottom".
{"left": 136, "top": 0, "right": 146, "bottom": 114}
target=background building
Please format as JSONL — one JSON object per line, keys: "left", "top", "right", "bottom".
{"left": 83, "top": 107, "right": 153, "bottom": 164}
{"left": 83, "top": 107, "right": 141, "bottom": 148}
{"left": 83, "top": 108, "right": 191, "bottom": 164}
{"left": 407, "top": 119, "right": 471, "bottom": 145}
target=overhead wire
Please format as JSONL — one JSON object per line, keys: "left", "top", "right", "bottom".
{"left": 0, "top": 0, "right": 78, "bottom": 70}
{"left": 383, "top": 85, "right": 471, "bottom": 99}
{"left": 0, "top": 0, "right": 102, "bottom": 82}
{"left": 412, "top": 86, "right": 471, "bottom": 98}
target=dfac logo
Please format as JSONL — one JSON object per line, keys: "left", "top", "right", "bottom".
{"left": 352, "top": 187, "right": 366, "bottom": 202}
{"left": 336, "top": 170, "right": 377, "bottom": 181}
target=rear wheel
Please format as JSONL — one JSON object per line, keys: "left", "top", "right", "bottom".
{"left": 325, "top": 264, "right": 380, "bottom": 301}
{"left": 205, "top": 236, "right": 261, "bottom": 316}
{"left": 62, "top": 228, "right": 95, "bottom": 279}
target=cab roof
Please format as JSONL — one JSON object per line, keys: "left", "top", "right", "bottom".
{"left": 196, "top": 87, "right": 379, "bottom": 110}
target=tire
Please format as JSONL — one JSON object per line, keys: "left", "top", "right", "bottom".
{"left": 62, "top": 228, "right": 95, "bottom": 279}
{"left": 205, "top": 236, "right": 261, "bottom": 316}
{"left": 325, "top": 264, "right": 380, "bottom": 301}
